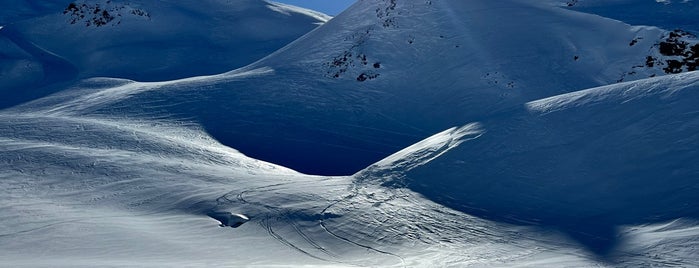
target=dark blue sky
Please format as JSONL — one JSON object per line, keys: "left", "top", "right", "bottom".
{"left": 275, "top": 0, "right": 356, "bottom": 16}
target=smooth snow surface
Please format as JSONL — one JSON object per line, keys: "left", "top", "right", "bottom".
{"left": 2, "top": 0, "right": 699, "bottom": 267}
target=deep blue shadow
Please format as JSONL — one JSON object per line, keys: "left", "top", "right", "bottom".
{"left": 0, "top": 26, "right": 78, "bottom": 110}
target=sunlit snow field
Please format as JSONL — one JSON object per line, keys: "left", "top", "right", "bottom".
{"left": 2, "top": 0, "right": 699, "bottom": 267}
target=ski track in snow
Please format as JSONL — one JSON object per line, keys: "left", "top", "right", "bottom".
{"left": 1, "top": 105, "right": 698, "bottom": 266}
{"left": 2, "top": 0, "right": 699, "bottom": 267}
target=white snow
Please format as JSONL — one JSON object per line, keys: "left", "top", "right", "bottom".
{"left": 266, "top": 1, "right": 332, "bottom": 23}
{"left": 360, "top": 123, "right": 484, "bottom": 177}
{"left": 1, "top": 0, "right": 699, "bottom": 267}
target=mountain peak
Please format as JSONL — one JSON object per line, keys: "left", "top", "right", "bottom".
{"left": 260, "top": 0, "right": 696, "bottom": 92}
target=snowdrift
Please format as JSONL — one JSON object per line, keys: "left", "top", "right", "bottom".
{"left": 393, "top": 71, "right": 699, "bottom": 254}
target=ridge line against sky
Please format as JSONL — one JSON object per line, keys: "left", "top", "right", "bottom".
{"left": 274, "top": 0, "right": 356, "bottom": 16}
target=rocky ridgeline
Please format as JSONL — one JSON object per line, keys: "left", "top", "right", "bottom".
{"left": 324, "top": 0, "right": 415, "bottom": 82}
{"left": 63, "top": 1, "right": 150, "bottom": 27}
{"left": 652, "top": 30, "right": 699, "bottom": 73}
{"left": 618, "top": 29, "right": 698, "bottom": 82}
{"left": 326, "top": 0, "right": 699, "bottom": 84}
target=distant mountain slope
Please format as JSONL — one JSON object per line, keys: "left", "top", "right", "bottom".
{"left": 558, "top": 0, "right": 699, "bottom": 32}
{"left": 0, "top": 0, "right": 328, "bottom": 108}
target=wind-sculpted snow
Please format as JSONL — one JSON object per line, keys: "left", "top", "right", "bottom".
{"left": 0, "top": 113, "right": 571, "bottom": 267}
{"left": 3, "top": 0, "right": 699, "bottom": 266}
{"left": 400, "top": 71, "right": 699, "bottom": 255}
{"left": 2, "top": 78, "right": 699, "bottom": 266}
{"left": 359, "top": 124, "right": 484, "bottom": 178}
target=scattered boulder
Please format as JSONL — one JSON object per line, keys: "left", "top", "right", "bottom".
{"left": 63, "top": 1, "right": 150, "bottom": 27}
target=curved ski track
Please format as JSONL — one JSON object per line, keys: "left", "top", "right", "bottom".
{"left": 213, "top": 181, "right": 406, "bottom": 267}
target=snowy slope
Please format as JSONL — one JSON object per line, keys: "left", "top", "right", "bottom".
{"left": 2, "top": 0, "right": 699, "bottom": 266}
{"left": 0, "top": 0, "right": 328, "bottom": 108}
{"left": 15, "top": 0, "right": 699, "bottom": 175}
{"left": 2, "top": 72, "right": 699, "bottom": 267}
{"left": 395, "top": 71, "right": 699, "bottom": 254}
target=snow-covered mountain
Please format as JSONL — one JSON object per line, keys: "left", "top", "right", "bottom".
{"left": 2, "top": 0, "right": 699, "bottom": 267}
{"left": 18, "top": 0, "right": 698, "bottom": 175}
{"left": 0, "top": 0, "right": 328, "bottom": 108}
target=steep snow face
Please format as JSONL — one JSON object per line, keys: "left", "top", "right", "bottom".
{"left": 0, "top": 0, "right": 327, "bottom": 108}
{"left": 263, "top": 0, "right": 678, "bottom": 87}
{"left": 19, "top": 0, "right": 697, "bottom": 175}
